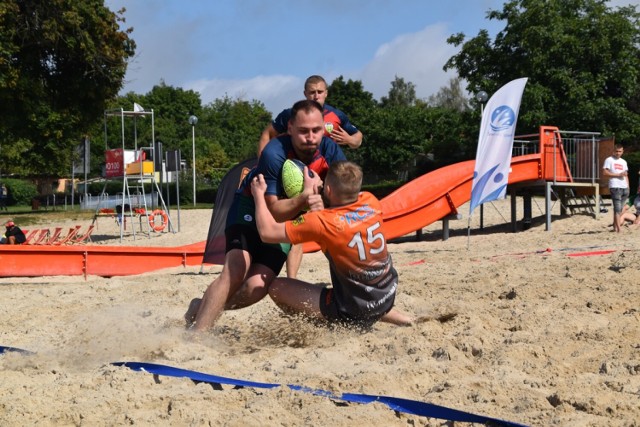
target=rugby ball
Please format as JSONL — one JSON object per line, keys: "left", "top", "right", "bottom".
{"left": 281, "top": 159, "right": 306, "bottom": 198}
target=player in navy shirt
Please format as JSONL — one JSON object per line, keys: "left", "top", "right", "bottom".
{"left": 258, "top": 75, "right": 363, "bottom": 155}
{"left": 187, "top": 100, "right": 346, "bottom": 332}
{"left": 257, "top": 75, "right": 363, "bottom": 280}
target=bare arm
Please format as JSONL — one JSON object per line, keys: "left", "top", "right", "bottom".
{"left": 264, "top": 193, "right": 307, "bottom": 223}
{"left": 251, "top": 174, "right": 290, "bottom": 243}
{"left": 264, "top": 167, "right": 323, "bottom": 222}
{"left": 257, "top": 124, "right": 279, "bottom": 157}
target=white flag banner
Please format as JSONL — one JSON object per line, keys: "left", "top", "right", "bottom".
{"left": 469, "top": 77, "right": 528, "bottom": 217}
{"left": 133, "top": 102, "right": 145, "bottom": 112}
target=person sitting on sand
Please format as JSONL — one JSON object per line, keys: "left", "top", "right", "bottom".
{"left": 2, "top": 221, "right": 26, "bottom": 245}
{"left": 618, "top": 203, "right": 640, "bottom": 227}
{"left": 250, "top": 160, "right": 412, "bottom": 328}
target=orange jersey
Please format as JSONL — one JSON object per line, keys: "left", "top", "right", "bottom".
{"left": 285, "top": 192, "right": 397, "bottom": 319}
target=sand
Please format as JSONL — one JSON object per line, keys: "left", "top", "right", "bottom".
{"left": 1, "top": 199, "right": 639, "bottom": 426}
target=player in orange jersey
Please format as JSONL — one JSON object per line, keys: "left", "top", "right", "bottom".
{"left": 251, "top": 160, "right": 412, "bottom": 328}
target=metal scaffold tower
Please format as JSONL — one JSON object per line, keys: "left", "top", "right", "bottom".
{"left": 92, "top": 106, "right": 174, "bottom": 242}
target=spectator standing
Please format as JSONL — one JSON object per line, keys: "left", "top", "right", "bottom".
{"left": 0, "top": 184, "right": 8, "bottom": 211}
{"left": 602, "top": 144, "right": 629, "bottom": 232}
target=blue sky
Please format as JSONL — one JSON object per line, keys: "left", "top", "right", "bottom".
{"left": 105, "top": 0, "right": 639, "bottom": 115}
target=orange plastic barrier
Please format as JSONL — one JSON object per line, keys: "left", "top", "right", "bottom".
{"left": 0, "top": 241, "right": 205, "bottom": 278}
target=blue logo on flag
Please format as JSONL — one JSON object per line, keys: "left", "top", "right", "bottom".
{"left": 490, "top": 106, "right": 516, "bottom": 132}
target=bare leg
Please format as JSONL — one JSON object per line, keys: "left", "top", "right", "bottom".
{"left": 270, "top": 278, "right": 415, "bottom": 327}
{"left": 618, "top": 205, "right": 635, "bottom": 227}
{"left": 191, "top": 249, "right": 250, "bottom": 332}
{"left": 285, "top": 243, "right": 304, "bottom": 279}
{"left": 189, "top": 254, "right": 279, "bottom": 331}
{"left": 225, "top": 263, "right": 278, "bottom": 309}
{"left": 268, "top": 278, "right": 324, "bottom": 320}
{"left": 619, "top": 212, "right": 636, "bottom": 227}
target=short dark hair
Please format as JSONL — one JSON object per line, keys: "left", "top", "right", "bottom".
{"left": 304, "top": 75, "right": 327, "bottom": 90}
{"left": 290, "top": 99, "right": 323, "bottom": 122}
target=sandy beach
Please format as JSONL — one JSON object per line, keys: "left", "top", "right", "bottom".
{"left": 1, "top": 199, "right": 638, "bottom": 426}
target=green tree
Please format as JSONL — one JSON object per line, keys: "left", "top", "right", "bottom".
{"left": 327, "top": 76, "right": 377, "bottom": 165}
{"left": 426, "top": 107, "right": 477, "bottom": 168}
{"left": 141, "top": 81, "right": 202, "bottom": 155}
{"left": 427, "top": 77, "right": 470, "bottom": 112}
{"left": 200, "top": 96, "right": 271, "bottom": 164}
{"left": 0, "top": 0, "right": 135, "bottom": 177}
{"left": 380, "top": 76, "right": 417, "bottom": 107}
{"left": 327, "top": 76, "right": 377, "bottom": 117}
{"left": 358, "top": 106, "right": 432, "bottom": 180}
{"left": 197, "top": 141, "right": 228, "bottom": 183}
{"left": 445, "top": 0, "right": 640, "bottom": 141}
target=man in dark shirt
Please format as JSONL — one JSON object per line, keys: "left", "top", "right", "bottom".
{"left": 3, "top": 221, "right": 26, "bottom": 244}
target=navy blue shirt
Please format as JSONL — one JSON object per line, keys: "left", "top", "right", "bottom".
{"left": 240, "top": 134, "right": 346, "bottom": 198}
{"left": 272, "top": 104, "right": 359, "bottom": 138}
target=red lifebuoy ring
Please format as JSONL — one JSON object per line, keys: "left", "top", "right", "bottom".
{"left": 148, "top": 209, "right": 168, "bottom": 232}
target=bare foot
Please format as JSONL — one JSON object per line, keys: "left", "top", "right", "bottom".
{"left": 184, "top": 297, "right": 201, "bottom": 328}
{"left": 380, "top": 308, "right": 414, "bottom": 326}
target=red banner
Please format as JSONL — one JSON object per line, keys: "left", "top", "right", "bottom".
{"left": 105, "top": 149, "right": 124, "bottom": 177}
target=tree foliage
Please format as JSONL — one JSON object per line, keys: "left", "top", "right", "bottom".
{"left": 445, "top": 0, "right": 640, "bottom": 141}
{"left": 427, "top": 77, "right": 470, "bottom": 112}
{"left": 200, "top": 96, "right": 271, "bottom": 164}
{"left": 327, "top": 76, "right": 377, "bottom": 119}
{"left": 356, "top": 106, "right": 431, "bottom": 180}
{"left": 0, "top": 0, "right": 135, "bottom": 176}
{"left": 380, "top": 76, "right": 417, "bottom": 107}
{"left": 10, "top": 0, "right": 640, "bottom": 195}
{"left": 143, "top": 81, "right": 202, "bottom": 150}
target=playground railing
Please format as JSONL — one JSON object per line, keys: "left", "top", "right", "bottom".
{"left": 513, "top": 129, "right": 603, "bottom": 184}
{"left": 81, "top": 192, "right": 154, "bottom": 210}
{"left": 553, "top": 131, "right": 601, "bottom": 184}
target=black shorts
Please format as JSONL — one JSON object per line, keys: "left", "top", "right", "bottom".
{"left": 319, "top": 287, "right": 391, "bottom": 329}
{"left": 225, "top": 224, "right": 288, "bottom": 275}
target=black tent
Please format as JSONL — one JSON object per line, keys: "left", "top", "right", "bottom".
{"left": 202, "top": 158, "right": 258, "bottom": 265}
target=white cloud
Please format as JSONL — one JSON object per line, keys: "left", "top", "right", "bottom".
{"left": 358, "top": 23, "right": 458, "bottom": 101}
{"left": 184, "top": 23, "right": 458, "bottom": 113}
{"left": 185, "top": 75, "right": 303, "bottom": 115}
{"left": 116, "top": 1, "right": 640, "bottom": 115}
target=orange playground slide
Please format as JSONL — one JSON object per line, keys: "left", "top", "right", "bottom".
{"left": 0, "top": 127, "right": 570, "bottom": 278}
{"left": 381, "top": 153, "right": 543, "bottom": 241}
{"left": 301, "top": 152, "right": 545, "bottom": 254}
